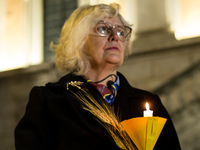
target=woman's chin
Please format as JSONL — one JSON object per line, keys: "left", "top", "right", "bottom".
{"left": 106, "top": 57, "right": 123, "bottom": 66}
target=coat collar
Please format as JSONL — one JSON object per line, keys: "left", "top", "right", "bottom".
{"left": 46, "top": 72, "right": 140, "bottom": 121}
{"left": 46, "top": 73, "right": 85, "bottom": 89}
{"left": 46, "top": 72, "right": 133, "bottom": 96}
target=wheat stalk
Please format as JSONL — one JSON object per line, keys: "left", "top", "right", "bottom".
{"left": 69, "top": 89, "right": 136, "bottom": 150}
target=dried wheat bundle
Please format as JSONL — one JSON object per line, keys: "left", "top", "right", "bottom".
{"left": 69, "top": 89, "right": 136, "bottom": 150}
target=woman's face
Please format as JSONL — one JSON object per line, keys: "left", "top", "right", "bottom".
{"left": 84, "top": 16, "right": 127, "bottom": 70}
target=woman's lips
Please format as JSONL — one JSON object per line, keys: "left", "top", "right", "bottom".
{"left": 106, "top": 46, "right": 119, "bottom": 50}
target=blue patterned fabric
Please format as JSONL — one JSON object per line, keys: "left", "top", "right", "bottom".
{"left": 83, "top": 76, "right": 120, "bottom": 104}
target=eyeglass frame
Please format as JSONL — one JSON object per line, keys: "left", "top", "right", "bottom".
{"left": 94, "top": 20, "right": 132, "bottom": 42}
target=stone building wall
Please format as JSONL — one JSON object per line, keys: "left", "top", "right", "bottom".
{"left": 119, "top": 37, "right": 200, "bottom": 92}
{"left": 155, "top": 59, "right": 200, "bottom": 150}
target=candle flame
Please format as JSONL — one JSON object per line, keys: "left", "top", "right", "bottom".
{"left": 146, "top": 102, "right": 150, "bottom": 111}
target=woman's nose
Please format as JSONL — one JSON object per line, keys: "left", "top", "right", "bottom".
{"left": 108, "top": 30, "right": 119, "bottom": 42}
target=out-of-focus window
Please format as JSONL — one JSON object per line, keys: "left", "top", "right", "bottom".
{"left": 166, "top": 0, "right": 200, "bottom": 40}
{"left": 0, "top": 0, "right": 43, "bottom": 72}
{"left": 174, "top": 0, "right": 200, "bottom": 40}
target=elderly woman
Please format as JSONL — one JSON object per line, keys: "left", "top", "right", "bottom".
{"left": 15, "top": 3, "right": 181, "bottom": 150}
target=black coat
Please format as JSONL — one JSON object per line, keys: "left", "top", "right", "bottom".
{"left": 15, "top": 72, "right": 181, "bottom": 150}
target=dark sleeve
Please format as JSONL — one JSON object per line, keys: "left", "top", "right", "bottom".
{"left": 153, "top": 95, "right": 181, "bottom": 150}
{"left": 14, "top": 87, "right": 58, "bottom": 150}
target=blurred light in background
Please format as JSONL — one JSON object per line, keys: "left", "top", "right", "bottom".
{"left": 0, "top": 0, "right": 43, "bottom": 72}
{"left": 174, "top": 0, "right": 200, "bottom": 40}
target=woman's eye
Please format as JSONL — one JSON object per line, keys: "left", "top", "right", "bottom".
{"left": 118, "top": 30, "right": 124, "bottom": 36}
{"left": 100, "top": 26, "right": 106, "bottom": 30}
{"left": 96, "top": 25, "right": 109, "bottom": 34}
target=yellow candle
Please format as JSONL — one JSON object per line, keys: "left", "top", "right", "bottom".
{"left": 143, "top": 102, "right": 153, "bottom": 117}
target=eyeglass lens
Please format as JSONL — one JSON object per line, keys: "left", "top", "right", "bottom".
{"left": 95, "top": 21, "right": 131, "bottom": 41}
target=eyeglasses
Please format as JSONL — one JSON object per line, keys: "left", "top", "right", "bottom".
{"left": 94, "top": 20, "right": 132, "bottom": 42}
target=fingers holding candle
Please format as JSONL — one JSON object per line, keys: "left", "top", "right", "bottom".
{"left": 143, "top": 102, "right": 153, "bottom": 117}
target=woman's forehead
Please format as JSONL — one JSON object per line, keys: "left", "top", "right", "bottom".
{"left": 102, "top": 16, "right": 123, "bottom": 26}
